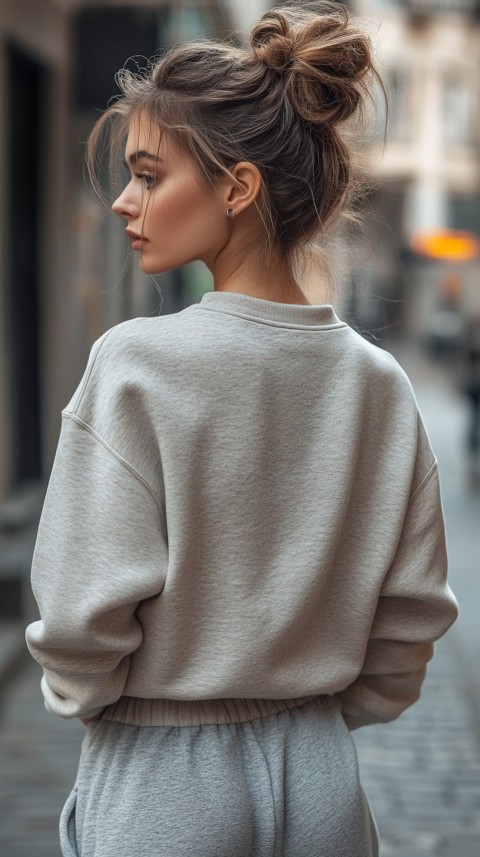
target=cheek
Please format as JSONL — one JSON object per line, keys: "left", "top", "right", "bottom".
{"left": 146, "top": 180, "right": 222, "bottom": 251}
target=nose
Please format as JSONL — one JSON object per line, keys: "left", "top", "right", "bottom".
{"left": 112, "top": 184, "right": 141, "bottom": 220}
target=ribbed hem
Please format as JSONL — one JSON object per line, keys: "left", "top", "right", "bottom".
{"left": 101, "top": 694, "right": 325, "bottom": 727}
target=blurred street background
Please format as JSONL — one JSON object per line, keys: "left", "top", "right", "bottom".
{"left": 1, "top": 1, "right": 479, "bottom": 855}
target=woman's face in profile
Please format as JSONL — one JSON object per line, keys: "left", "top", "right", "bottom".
{"left": 112, "top": 113, "right": 228, "bottom": 274}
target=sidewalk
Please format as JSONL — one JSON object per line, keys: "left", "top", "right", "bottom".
{"left": 354, "top": 339, "right": 480, "bottom": 856}
{"left": 0, "top": 659, "right": 84, "bottom": 857}
{"left": 354, "top": 630, "right": 480, "bottom": 857}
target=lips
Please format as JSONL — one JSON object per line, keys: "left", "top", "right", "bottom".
{"left": 125, "top": 229, "right": 148, "bottom": 250}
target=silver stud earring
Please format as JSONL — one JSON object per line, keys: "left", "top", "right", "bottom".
{"left": 226, "top": 208, "right": 235, "bottom": 220}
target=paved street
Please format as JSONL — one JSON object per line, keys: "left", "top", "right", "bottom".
{"left": 0, "top": 660, "right": 84, "bottom": 857}
{"left": 353, "top": 341, "right": 480, "bottom": 857}
{"left": 0, "top": 342, "right": 479, "bottom": 857}
{"left": 354, "top": 633, "right": 480, "bottom": 857}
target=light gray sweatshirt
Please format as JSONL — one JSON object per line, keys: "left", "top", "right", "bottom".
{"left": 26, "top": 290, "right": 458, "bottom": 729}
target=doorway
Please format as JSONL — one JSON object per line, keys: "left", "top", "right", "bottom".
{"left": 6, "top": 43, "right": 46, "bottom": 487}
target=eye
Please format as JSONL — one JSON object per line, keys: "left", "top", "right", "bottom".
{"left": 135, "top": 172, "right": 158, "bottom": 190}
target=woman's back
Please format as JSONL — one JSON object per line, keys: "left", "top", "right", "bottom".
{"left": 27, "top": 290, "right": 455, "bottom": 731}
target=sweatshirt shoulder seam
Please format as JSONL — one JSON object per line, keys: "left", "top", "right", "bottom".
{"left": 72, "top": 327, "right": 118, "bottom": 414}
{"left": 62, "top": 411, "right": 166, "bottom": 525}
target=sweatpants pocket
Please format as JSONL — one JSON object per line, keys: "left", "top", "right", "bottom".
{"left": 59, "top": 787, "right": 79, "bottom": 857}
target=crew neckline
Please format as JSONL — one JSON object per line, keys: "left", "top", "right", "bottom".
{"left": 195, "top": 290, "right": 346, "bottom": 330}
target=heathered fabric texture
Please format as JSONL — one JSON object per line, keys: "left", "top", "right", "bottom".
{"left": 26, "top": 290, "right": 458, "bottom": 727}
{"left": 59, "top": 696, "right": 379, "bottom": 857}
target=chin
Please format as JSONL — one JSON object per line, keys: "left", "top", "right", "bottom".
{"left": 139, "top": 251, "right": 199, "bottom": 275}
{"left": 139, "top": 257, "right": 164, "bottom": 275}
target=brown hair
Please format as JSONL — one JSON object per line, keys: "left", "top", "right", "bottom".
{"left": 87, "top": 1, "right": 384, "bottom": 280}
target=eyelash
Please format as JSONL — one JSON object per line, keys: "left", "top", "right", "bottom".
{"left": 135, "top": 172, "right": 158, "bottom": 190}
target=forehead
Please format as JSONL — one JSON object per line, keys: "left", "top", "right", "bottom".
{"left": 122, "top": 111, "right": 204, "bottom": 181}
{"left": 125, "top": 113, "right": 163, "bottom": 158}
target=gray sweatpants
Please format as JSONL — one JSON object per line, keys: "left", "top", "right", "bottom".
{"left": 60, "top": 695, "right": 379, "bottom": 857}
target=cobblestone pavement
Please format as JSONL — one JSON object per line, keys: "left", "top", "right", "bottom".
{"left": 354, "top": 341, "right": 480, "bottom": 857}
{"left": 0, "top": 345, "right": 479, "bottom": 857}
{"left": 0, "top": 660, "right": 83, "bottom": 857}
{"left": 354, "top": 631, "right": 480, "bottom": 857}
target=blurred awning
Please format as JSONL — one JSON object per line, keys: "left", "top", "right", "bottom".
{"left": 410, "top": 229, "right": 480, "bottom": 262}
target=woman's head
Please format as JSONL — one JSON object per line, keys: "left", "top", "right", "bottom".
{"left": 87, "top": 1, "right": 382, "bottom": 280}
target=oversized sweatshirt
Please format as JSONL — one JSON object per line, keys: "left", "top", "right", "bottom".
{"left": 26, "top": 290, "right": 458, "bottom": 729}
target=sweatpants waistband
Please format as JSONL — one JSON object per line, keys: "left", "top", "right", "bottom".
{"left": 100, "top": 694, "right": 331, "bottom": 727}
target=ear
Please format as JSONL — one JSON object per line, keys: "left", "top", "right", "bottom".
{"left": 223, "top": 162, "right": 262, "bottom": 216}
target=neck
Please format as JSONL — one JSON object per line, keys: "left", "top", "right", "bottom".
{"left": 209, "top": 242, "right": 310, "bottom": 306}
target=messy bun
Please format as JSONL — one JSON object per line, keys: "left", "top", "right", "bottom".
{"left": 251, "top": 4, "right": 373, "bottom": 125}
{"left": 87, "top": 1, "right": 383, "bottom": 288}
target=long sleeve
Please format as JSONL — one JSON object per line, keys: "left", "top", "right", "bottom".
{"left": 25, "top": 413, "right": 167, "bottom": 719}
{"left": 337, "top": 461, "right": 458, "bottom": 730}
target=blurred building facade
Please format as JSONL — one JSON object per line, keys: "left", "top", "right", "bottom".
{"left": 0, "top": 0, "right": 250, "bottom": 503}
{"left": 0, "top": 0, "right": 264, "bottom": 623}
{"left": 353, "top": 0, "right": 480, "bottom": 341}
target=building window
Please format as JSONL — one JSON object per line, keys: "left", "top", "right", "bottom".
{"left": 74, "top": 6, "right": 216, "bottom": 113}
{"left": 164, "top": 5, "right": 215, "bottom": 43}
{"left": 450, "top": 195, "right": 480, "bottom": 234}
{"left": 394, "top": 1, "right": 478, "bottom": 14}
{"left": 385, "top": 69, "right": 412, "bottom": 142}
{"left": 443, "top": 75, "right": 474, "bottom": 147}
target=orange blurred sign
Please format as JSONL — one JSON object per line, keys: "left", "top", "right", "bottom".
{"left": 411, "top": 229, "right": 480, "bottom": 262}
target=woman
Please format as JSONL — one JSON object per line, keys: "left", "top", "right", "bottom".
{"left": 26, "top": 3, "right": 458, "bottom": 855}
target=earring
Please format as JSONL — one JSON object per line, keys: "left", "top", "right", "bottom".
{"left": 226, "top": 208, "right": 235, "bottom": 220}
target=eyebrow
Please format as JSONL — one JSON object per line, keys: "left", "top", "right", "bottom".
{"left": 124, "top": 151, "right": 163, "bottom": 168}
